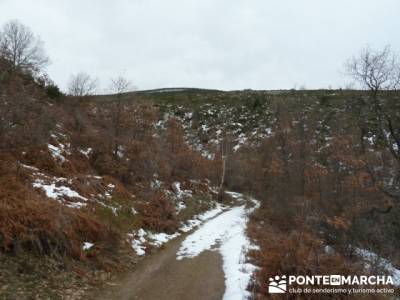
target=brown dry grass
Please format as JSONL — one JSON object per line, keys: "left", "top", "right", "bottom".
{"left": 0, "top": 173, "right": 118, "bottom": 259}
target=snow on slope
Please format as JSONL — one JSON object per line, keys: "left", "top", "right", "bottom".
{"left": 356, "top": 248, "right": 400, "bottom": 286}
{"left": 176, "top": 192, "right": 259, "bottom": 300}
{"left": 33, "top": 178, "right": 88, "bottom": 208}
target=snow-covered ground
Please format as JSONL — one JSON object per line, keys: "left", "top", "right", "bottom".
{"left": 33, "top": 178, "right": 88, "bottom": 208}
{"left": 324, "top": 245, "right": 400, "bottom": 286}
{"left": 176, "top": 192, "right": 259, "bottom": 300}
{"left": 82, "top": 242, "right": 94, "bottom": 251}
{"left": 128, "top": 202, "right": 227, "bottom": 256}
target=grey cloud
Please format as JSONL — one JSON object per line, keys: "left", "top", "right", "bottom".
{"left": 1, "top": 0, "right": 399, "bottom": 91}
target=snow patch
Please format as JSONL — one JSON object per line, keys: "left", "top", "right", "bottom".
{"left": 172, "top": 181, "right": 192, "bottom": 198}
{"left": 148, "top": 232, "right": 180, "bottom": 247}
{"left": 151, "top": 179, "right": 162, "bottom": 189}
{"left": 82, "top": 242, "right": 94, "bottom": 251}
{"left": 180, "top": 202, "right": 225, "bottom": 232}
{"left": 176, "top": 201, "right": 187, "bottom": 213}
{"left": 177, "top": 192, "right": 259, "bottom": 300}
{"left": 225, "top": 191, "right": 245, "bottom": 200}
{"left": 33, "top": 179, "right": 88, "bottom": 208}
{"left": 48, "top": 144, "right": 66, "bottom": 162}
{"left": 19, "top": 163, "right": 39, "bottom": 171}
{"left": 128, "top": 202, "right": 226, "bottom": 255}
{"left": 128, "top": 229, "right": 147, "bottom": 256}
{"left": 79, "top": 147, "right": 92, "bottom": 157}
{"left": 356, "top": 248, "right": 400, "bottom": 286}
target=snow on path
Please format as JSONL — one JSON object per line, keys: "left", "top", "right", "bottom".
{"left": 176, "top": 193, "right": 259, "bottom": 300}
{"left": 128, "top": 202, "right": 226, "bottom": 256}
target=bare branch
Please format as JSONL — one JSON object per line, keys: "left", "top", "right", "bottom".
{"left": 0, "top": 20, "right": 49, "bottom": 74}
{"left": 67, "top": 72, "right": 98, "bottom": 97}
{"left": 109, "top": 75, "right": 133, "bottom": 95}
{"left": 346, "top": 45, "right": 400, "bottom": 92}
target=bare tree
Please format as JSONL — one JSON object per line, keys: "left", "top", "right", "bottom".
{"left": 218, "top": 131, "right": 228, "bottom": 193}
{"left": 347, "top": 46, "right": 400, "bottom": 158}
{"left": 109, "top": 75, "right": 134, "bottom": 158}
{"left": 0, "top": 20, "right": 49, "bottom": 74}
{"left": 0, "top": 76, "right": 53, "bottom": 151}
{"left": 346, "top": 45, "right": 400, "bottom": 96}
{"left": 347, "top": 45, "right": 400, "bottom": 203}
{"left": 109, "top": 75, "right": 133, "bottom": 96}
{"left": 67, "top": 72, "right": 98, "bottom": 97}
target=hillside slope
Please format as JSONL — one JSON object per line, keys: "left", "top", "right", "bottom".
{"left": 0, "top": 67, "right": 224, "bottom": 298}
{"left": 1, "top": 62, "right": 400, "bottom": 299}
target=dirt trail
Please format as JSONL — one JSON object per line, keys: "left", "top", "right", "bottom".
{"left": 98, "top": 234, "right": 225, "bottom": 300}
{"left": 96, "top": 199, "right": 258, "bottom": 300}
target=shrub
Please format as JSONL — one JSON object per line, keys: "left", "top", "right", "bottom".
{"left": 45, "top": 84, "right": 63, "bottom": 99}
{"left": 138, "top": 191, "right": 178, "bottom": 233}
{"left": 0, "top": 174, "right": 118, "bottom": 259}
{"left": 247, "top": 223, "right": 365, "bottom": 298}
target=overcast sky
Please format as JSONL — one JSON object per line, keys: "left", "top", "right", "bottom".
{"left": 1, "top": 0, "right": 399, "bottom": 91}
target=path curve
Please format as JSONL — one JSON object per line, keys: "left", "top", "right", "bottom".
{"left": 98, "top": 194, "right": 259, "bottom": 300}
{"left": 98, "top": 234, "right": 225, "bottom": 300}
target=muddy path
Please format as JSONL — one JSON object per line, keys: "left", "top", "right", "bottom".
{"left": 95, "top": 196, "right": 259, "bottom": 300}
{"left": 98, "top": 234, "right": 225, "bottom": 300}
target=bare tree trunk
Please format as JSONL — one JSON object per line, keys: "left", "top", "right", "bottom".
{"left": 218, "top": 132, "right": 228, "bottom": 197}
{"left": 219, "top": 154, "right": 226, "bottom": 192}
